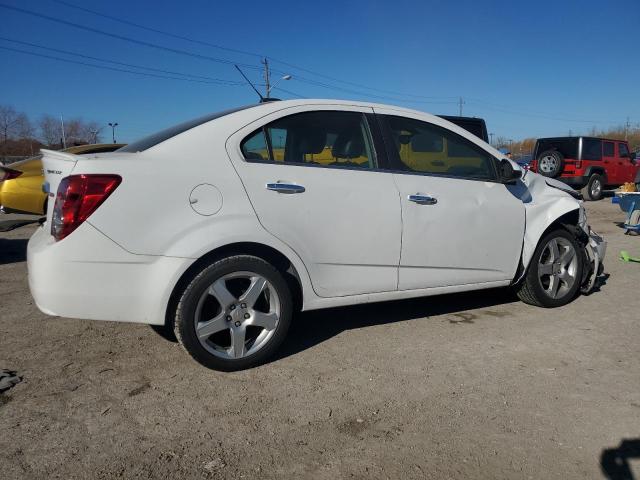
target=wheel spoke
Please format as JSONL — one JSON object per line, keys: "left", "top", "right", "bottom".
{"left": 196, "top": 312, "right": 228, "bottom": 339}
{"left": 209, "top": 279, "right": 236, "bottom": 308}
{"left": 548, "top": 275, "right": 560, "bottom": 298}
{"left": 539, "top": 263, "right": 553, "bottom": 275}
{"left": 240, "top": 277, "right": 267, "bottom": 308}
{"left": 548, "top": 239, "right": 560, "bottom": 262}
{"left": 559, "top": 247, "right": 575, "bottom": 267}
{"left": 230, "top": 326, "right": 246, "bottom": 358}
{"left": 558, "top": 271, "right": 572, "bottom": 284}
{"left": 250, "top": 311, "right": 278, "bottom": 331}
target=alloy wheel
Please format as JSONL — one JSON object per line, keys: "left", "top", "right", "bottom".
{"left": 194, "top": 271, "right": 281, "bottom": 359}
{"left": 537, "top": 237, "right": 579, "bottom": 299}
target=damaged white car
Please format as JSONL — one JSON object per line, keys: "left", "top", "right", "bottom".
{"left": 27, "top": 100, "right": 606, "bottom": 371}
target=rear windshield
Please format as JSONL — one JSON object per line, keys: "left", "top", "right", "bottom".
{"left": 535, "top": 138, "right": 579, "bottom": 159}
{"left": 118, "top": 105, "right": 254, "bottom": 153}
{"left": 438, "top": 116, "right": 488, "bottom": 142}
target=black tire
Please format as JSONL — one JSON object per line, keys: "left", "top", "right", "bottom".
{"left": 581, "top": 173, "right": 604, "bottom": 201}
{"left": 174, "top": 255, "right": 293, "bottom": 371}
{"left": 536, "top": 149, "right": 564, "bottom": 178}
{"left": 516, "top": 228, "right": 584, "bottom": 308}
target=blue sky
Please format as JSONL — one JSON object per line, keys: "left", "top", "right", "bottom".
{"left": 0, "top": 0, "right": 638, "bottom": 143}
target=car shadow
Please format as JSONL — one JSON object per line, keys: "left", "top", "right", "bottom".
{"left": 272, "top": 287, "right": 518, "bottom": 363}
{"left": 0, "top": 238, "right": 28, "bottom": 265}
{"left": 601, "top": 438, "right": 640, "bottom": 479}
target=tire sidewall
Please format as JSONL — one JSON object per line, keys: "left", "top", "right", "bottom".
{"left": 587, "top": 174, "right": 604, "bottom": 201}
{"left": 175, "top": 256, "right": 293, "bottom": 371}
{"left": 525, "top": 228, "right": 584, "bottom": 308}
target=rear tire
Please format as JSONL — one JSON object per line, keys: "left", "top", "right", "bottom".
{"left": 537, "top": 150, "right": 564, "bottom": 178}
{"left": 581, "top": 173, "right": 604, "bottom": 201}
{"left": 174, "top": 255, "right": 292, "bottom": 371}
{"left": 517, "top": 228, "right": 583, "bottom": 308}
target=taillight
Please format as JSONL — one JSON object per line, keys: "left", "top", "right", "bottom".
{"left": 51, "top": 174, "right": 121, "bottom": 241}
{"left": 0, "top": 167, "right": 23, "bottom": 181}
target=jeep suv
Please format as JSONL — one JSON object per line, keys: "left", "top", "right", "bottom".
{"left": 530, "top": 136, "right": 640, "bottom": 200}
{"left": 531, "top": 137, "right": 640, "bottom": 200}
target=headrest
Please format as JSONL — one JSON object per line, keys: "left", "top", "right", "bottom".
{"left": 410, "top": 132, "right": 443, "bottom": 153}
{"left": 297, "top": 129, "right": 326, "bottom": 154}
{"left": 332, "top": 133, "right": 364, "bottom": 159}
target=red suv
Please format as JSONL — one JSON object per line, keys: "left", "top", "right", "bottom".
{"left": 530, "top": 136, "right": 640, "bottom": 200}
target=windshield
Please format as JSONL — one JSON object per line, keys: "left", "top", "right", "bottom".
{"left": 534, "top": 138, "right": 579, "bottom": 159}
{"left": 118, "top": 105, "right": 254, "bottom": 153}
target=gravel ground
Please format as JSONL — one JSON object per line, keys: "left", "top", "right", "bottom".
{"left": 0, "top": 201, "right": 639, "bottom": 479}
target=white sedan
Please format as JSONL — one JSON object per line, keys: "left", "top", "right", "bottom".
{"left": 28, "top": 99, "right": 606, "bottom": 371}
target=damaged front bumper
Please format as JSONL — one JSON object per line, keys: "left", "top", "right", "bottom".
{"left": 580, "top": 226, "right": 607, "bottom": 294}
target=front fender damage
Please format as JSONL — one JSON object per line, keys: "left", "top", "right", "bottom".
{"left": 515, "top": 172, "right": 606, "bottom": 293}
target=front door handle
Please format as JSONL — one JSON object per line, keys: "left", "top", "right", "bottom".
{"left": 266, "top": 182, "right": 305, "bottom": 194}
{"left": 408, "top": 194, "right": 437, "bottom": 205}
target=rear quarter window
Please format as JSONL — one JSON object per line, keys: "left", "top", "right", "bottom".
{"left": 581, "top": 138, "right": 602, "bottom": 161}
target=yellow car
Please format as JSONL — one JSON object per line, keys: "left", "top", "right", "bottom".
{"left": 0, "top": 144, "right": 125, "bottom": 215}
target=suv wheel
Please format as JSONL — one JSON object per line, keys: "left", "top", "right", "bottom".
{"left": 582, "top": 173, "right": 604, "bottom": 201}
{"left": 516, "top": 229, "right": 583, "bottom": 308}
{"left": 174, "top": 255, "right": 293, "bottom": 371}
{"left": 537, "top": 150, "right": 564, "bottom": 178}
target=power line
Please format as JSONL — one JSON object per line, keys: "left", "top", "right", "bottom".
{"left": 0, "top": 3, "right": 262, "bottom": 71}
{"left": 48, "top": 0, "right": 265, "bottom": 60}
{"left": 0, "top": 37, "right": 243, "bottom": 85}
{"left": 466, "top": 98, "right": 619, "bottom": 124}
{"left": 47, "top": 0, "right": 459, "bottom": 101}
{"left": 0, "top": 45, "right": 244, "bottom": 86}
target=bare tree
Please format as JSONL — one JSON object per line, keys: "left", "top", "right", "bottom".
{"left": 39, "top": 115, "right": 61, "bottom": 147}
{"left": 0, "top": 105, "right": 27, "bottom": 143}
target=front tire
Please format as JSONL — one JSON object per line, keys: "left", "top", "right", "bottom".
{"left": 174, "top": 255, "right": 293, "bottom": 371}
{"left": 517, "top": 229, "right": 583, "bottom": 308}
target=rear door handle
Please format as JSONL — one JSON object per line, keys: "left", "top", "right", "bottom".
{"left": 266, "top": 182, "right": 305, "bottom": 194}
{"left": 408, "top": 194, "right": 437, "bottom": 205}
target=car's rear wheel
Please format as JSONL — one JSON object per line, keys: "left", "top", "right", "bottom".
{"left": 174, "top": 255, "right": 292, "bottom": 371}
{"left": 537, "top": 150, "right": 564, "bottom": 178}
{"left": 516, "top": 229, "right": 583, "bottom": 308}
{"left": 581, "top": 173, "right": 604, "bottom": 201}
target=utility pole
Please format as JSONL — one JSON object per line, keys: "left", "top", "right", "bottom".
{"left": 108, "top": 122, "right": 118, "bottom": 144}
{"left": 489, "top": 133, "right": 494, "bottom": 146}
{"left": 625, "top": 116, "right": 631, "bottom": 140}
{"left": 89, "top": 129, "right": 99, "bottom": 144}
{"left": 262, "top": 57, "right": 271, "bottom": 99}
{"left": 458, "top": 97, "right": 465, "bottom": 116}
{"left": 60, "top": 114, "right": 67, "bottom": 149}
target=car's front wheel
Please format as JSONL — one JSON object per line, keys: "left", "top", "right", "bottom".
{"left": 174, "top": 255, "right": 293, "bottom": 371}
{"left": 516, "top": 229, "right": 583, "bottom": 308}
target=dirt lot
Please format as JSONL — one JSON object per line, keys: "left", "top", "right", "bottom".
{"left": 1, "top": 201, "right": 639, "bottom": 479}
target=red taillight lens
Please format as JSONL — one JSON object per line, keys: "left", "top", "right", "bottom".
{"left": 0, "top": 167, "right": 23, "bottom": 181}
{"left": 51, "top": 174, "right": 121, "bottom": 241}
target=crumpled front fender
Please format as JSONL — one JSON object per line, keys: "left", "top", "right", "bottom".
{"left": 518, "top": 172, "right": 582, "bottom": 269}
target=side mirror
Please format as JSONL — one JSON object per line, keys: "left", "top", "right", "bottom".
{"left": 499, "top": 158, "right": 522, "bottom": 183}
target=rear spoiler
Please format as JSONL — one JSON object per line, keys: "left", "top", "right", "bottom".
{"left": 40, "top": 148, "right": 78, "bottom": 165}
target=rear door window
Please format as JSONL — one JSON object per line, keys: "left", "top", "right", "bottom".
{"left": 581, "top": 138, "right": 602, "bottom": 161}
{"left": 603, "top": 141, "right": 615, "bottom": 157}
{"left": 241, "top": 111, "right": 377, "bottom": 170}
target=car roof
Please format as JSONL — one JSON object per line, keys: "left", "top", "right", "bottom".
{"left": 537, "top": 136, "right": 628, "bottom": 143}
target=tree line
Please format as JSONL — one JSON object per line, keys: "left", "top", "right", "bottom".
{"left": 0, "top": 104, "right": 102, "bottom": 158}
